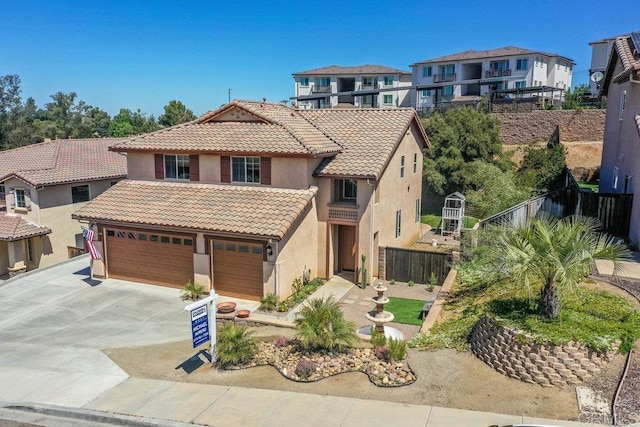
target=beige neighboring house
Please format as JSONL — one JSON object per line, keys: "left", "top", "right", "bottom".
{"left": 599, "top": 33, "right": 640, "bottom": 245}
{"left": 0, "top": 138, "right": 127, "bottom": 276}
{"left": 73, "top": 100, "right": 429, "bottom": 301}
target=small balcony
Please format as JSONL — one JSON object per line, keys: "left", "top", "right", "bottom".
{"left": 328, "top": 204, "right": 359, "bottom": 222}
{"left": 485, "top": 69, "right": 512, "bottom": 78}
{"left": 434, "top": 73, "right": 456, "bottom": 83}
{"left": 358, "top": 82, "right": 379, "bottom": 91}
{"left": 312, "top": 85, "right": 332, "bottom": 93}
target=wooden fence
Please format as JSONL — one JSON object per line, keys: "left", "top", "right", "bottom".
{"left": 382, "top": 247, "right": 452, "bottom": 285}
{"left": 480, "top": 175, "right": 633, "bottom": 238}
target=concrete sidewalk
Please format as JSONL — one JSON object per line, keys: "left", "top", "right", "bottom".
{"left": 76, "top": 377, "right": 601, "bottom": 427}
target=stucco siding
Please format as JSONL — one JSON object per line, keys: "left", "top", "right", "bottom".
{"left": 126, "top": 152, "right": 156, "bottom": 180}
{"left": 0, "top": 241, "right": 9, "bottom": 274}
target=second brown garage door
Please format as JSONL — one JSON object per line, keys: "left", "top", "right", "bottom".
{"left": 212, "top": 240, "right": 264, "bottom": 300}
{"left": 105, "top": 228, "right": 195, "bottom": 288}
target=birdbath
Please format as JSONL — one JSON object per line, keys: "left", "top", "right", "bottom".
{"left": 364, "top": 282, "right": 394, "bottom": 335}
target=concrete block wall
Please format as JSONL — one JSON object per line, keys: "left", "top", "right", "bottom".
{"left": 495, "top": 110, "right": 605, "bottom": 145}
{"left": 470, "top": 316, "right": 616, "bottom": 387}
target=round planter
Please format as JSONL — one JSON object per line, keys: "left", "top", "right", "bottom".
{"left": 236, "top": 309, "right": 251, "bottom": 318}
{"left": 216, "top": 302, "right": 237, "bottom": 313}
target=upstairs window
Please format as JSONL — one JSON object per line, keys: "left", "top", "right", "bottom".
{"left": 300, "top": 77, "right": 309, "bottom": 87}
{"left": 334, "top": 179, "right": 357, "bottom": 203}
{"left": 383, "top": 94, "right": 393, "bottom": 105}
{"left": 165, "top": 154, "right": 190, "bottom": 180}
{"left": 516, "top": 58, "right": 528, "bottom": 70}
{"left": 422, "top": 66, "right": 432, "bottom": 77}
{"left": 395, "top": 210, "right": 402, "bottom": 238}
{"left": 232, "top": 156, "right": 261, "bottom": 183}
{"left": 421, "top": 89, "right": 431, "bottom": 97}
{"left": 0, "top": 185, "right": 4, "bottom": 201}
{"left": 413, "top": 153, "right": 418, "bottom": 173}
{"left": 15, "top": 189, "right": 26, "bottom": 208}
{"left": 383, "top": 76, "right": 394, "bottom": 86}
{"left": 71, "top": 185, "right": 90, "bottom": 203}
{"left": 315, "top": 77, "right": 330, "bottom": 87}
{"left": 362, "top": 76, "right": 375, "bottom": 87}
{"left": 400, "top": 155, "right": 405, "bottom": 178}
{"left": 515, "top": 81, "right": 526, "bottom": 89}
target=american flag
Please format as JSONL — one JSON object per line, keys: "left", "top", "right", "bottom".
{"left": 82, "top": 227, "right": 102, "bottom": 260}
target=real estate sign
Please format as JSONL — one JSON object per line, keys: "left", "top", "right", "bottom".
{"left": 190, "top": 304, "right": 210, "bottom": 348}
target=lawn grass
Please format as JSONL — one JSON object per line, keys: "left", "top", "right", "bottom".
{"left": 421, "top": 214, "right": 479, "bottom": 229}
{"left": 578, "top": 181, "right": 599, "bottom": 191}
{"left": 381, "top": 297, "right": 425, "bottom": 326}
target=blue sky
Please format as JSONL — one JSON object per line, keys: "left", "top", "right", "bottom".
{"left": 2, "top": 0, "right": 639, "bottom": 117}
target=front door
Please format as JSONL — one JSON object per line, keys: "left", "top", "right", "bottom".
{"left": 339, "top": 225, "right": 356, "bottom": 271}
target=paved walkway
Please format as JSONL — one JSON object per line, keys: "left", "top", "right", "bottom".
{"left": 0, "top": 258, "right": 610, "bottom": 426}
{"left": 596, "top": 251, "right": 640, "bottom": 280}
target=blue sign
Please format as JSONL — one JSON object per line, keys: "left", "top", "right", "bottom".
{"left": 190, "top": 305, "right": 210, "bottom": 348}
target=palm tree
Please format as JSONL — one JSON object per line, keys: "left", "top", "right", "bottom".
{"left": 294, "top": 296, "right": 359, "bottom": 351}
{"left": 492, "top": 214, "right": 629, "bottom": 319}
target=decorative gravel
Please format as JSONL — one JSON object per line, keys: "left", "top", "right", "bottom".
{"left": 221, "top": 341, "right": 417, "bottom": 387}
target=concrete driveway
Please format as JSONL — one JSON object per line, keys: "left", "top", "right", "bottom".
{"left": 0, "top": 256, "right": 191, "bottom": 407}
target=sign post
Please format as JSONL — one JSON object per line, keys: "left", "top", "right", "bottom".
{"left": 185, "top": 293, "right": 218, "bottom": 363}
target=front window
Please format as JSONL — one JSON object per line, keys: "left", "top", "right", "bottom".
{"left": 26, "top": 239, "right": 34, "bottom": 262}
{"left": 232, "top": 156, "right": 261, "bottom": 183}
{"left": 71, "top": 185, "right": 90, "bottom": 203}
{"left": 421, "top": 89, "right": 431, "bottom": 97}
{"left": 515, "top": 81, "right": 526, "bottom": 89}
{"left": 300, "top": 77, "right": 309, "bottom": 87}
{"left": 400, "top": 155, "right": 405, "bottom": 178}
{"left": 619, "top": 90, "right": 627, "bottom": 121}
{"left": 443, "top": 86, "right": 454, "bottom": 96}
{"left": 362, "top": 76, "right": 374, "bottom": 87}
{"left": 383, "top": 76, "right": 394, "bottom": 87}
{"left": 422, "top": 66, "right": 432, "bottom": 77}
{"left": 395, "top": 210, "right": 402, "bottom": 238}
{"left": 165, "top": 154, "right": 190, "bottom": 180}
{"left": 516, "top": 58, "right": 528, "bottom": 70}
{"left": 15, "top": 189, "right": 26, "bottom": 208}
{"left": 383, "top": 95, "right": 393, "bottom": 105}
{"left": 315, "top": 77, "right": 330, "bottom": 87}
{"left": 334, "top": 179, "right": 357, "bottom": 203}
{"left": 0, "top": 185, "right": 4, "bottom": 201}
{"left": 415, "top": 198, "right": 421, "bottom": 223}
{"left": 413, "top": 153, "right": 418, "bottom": 173}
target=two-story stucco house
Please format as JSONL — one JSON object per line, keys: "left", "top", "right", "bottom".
{"left": 410, "top": 46, "right": 574, "bottom": 110}
{"left": 0, "top": 138, "right": 127, "bottom": 276}
{"left": 73, "top": 100, "right": 428, "bottom": 301}
{"left": 292, "top": 65, "right": 412, "bottom": 110}
{"left": 599, "top": 33, "right": 640, "bottom": 245}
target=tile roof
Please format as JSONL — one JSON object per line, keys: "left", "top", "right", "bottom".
{"left": 612, "top": 36, "right": 640, "bottom": 83}
{"left": 0, "top": 215, "right": 51, "bottom": 241}
{"left": 301, "top": 108, "right": 428, "bottom": 179}
{"left": 111, "top": 100, "right": 342, "bottom": 157}
{"left": 73, "top": 180, "right": 317, "bottom": 240}
{"left": 293, "top": 65, "right": 410, "bottom": 76}
{"left": 411, "top": 46, "right": 575, "bottom": 66}
{"left": 0, "top": 138, "right": 127, "bottom": 186}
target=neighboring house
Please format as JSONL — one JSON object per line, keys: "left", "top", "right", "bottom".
{"left": 73, "top": 100, "right": 428, "bottom": 301}
{"left": 0, "top": 139, "right": 127, "bottom": 276}
{"left": 292, "top": 65, "right": 412, "bottom": 110}
{"left": 589, "top": 35, "right": 626, "bottom": 96}
{"left": 410, "top": 46, "right": 574, "bottom": 110}
{"left": 599, "top": 33, "right": 640, "bottom": 244}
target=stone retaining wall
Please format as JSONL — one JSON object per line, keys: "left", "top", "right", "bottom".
{"left": 470, "top": 316, "right": 616, "bottom": 387}
{"left": 495, "top": 109, "right": 605, "bottom": 145}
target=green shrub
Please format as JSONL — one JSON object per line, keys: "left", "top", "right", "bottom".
{"left": 294, "top": 296, "right": 359, "bottom": 351}
{"left": 387, "top": 338, "right": 407, "bottom": 361}
{"left": 260, "top": 293, "right": 279, "bottom": 311}
{"left": 370, "top": 327, "right": 387, "bottom": 348}
{"left": 426, "top": 284, "right": 435, "bottom": 292}
{"left": 429, "top": 272, "right": 439, "bottom": 288}
{"left": 277, "top": 300, "right": 289, "bottom": 312}
{"left": 408, "top": 280, "right": 415, "bottom": 287}
{"left": 389, "top": 279, "right": 396, "bottom": 285}
{"left": 180, "top": 280, "right": 206, "bottom": 301}
{"left": 216, "top": 323, "right": 258, "bottom": 367}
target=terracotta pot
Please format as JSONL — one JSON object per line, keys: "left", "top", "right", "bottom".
{"left": 216, "top": 302, "right": 237, "bottom": 313}
{"left": 236, "top": 309, "right": 250, "bottom": 318}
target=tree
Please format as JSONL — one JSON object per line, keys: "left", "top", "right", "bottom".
{"left": 516, "top": 143, "right": 566, "bottom": 194}
{"left": 421, "top": 107, "right": 511, "bottom": 195}
{"left": 562, "top": 83, "right": 591, "bottom": 110}
{"left": 491, "top": 214, "right": 629, "bottom": 319}
{"left": 0, "top": 74, "right": 24, "bottom": 149}
{"left": 294, "top": 296, "right": 358, "bottom": 351}
{"left": 158, "top": 100, "right": 196, "bottom": 127}
{"left": 109, "top": 108, "right": 158, "bottom": 137}
{"left": 463, "top": 161, "right": 530, "bottom": 219}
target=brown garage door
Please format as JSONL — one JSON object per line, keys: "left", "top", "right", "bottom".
{"left": 212, "top": 240, "right": 263, "bottom": 300}
{"left": 105, "top": 228, "right": 194, "bottom": 288}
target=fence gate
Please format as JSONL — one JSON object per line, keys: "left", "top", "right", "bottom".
{"left": 383, "top": 247, "right": 451, "bottom": 285}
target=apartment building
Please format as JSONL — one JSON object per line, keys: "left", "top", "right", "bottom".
{"left": 410, "top": 46, "right": 574, "bottom": 110}
{"left": 589, "top": 35, "right": 626, "bottom": 96}
{"left": 292, "top": 65, "right": 412, "bottom": 109}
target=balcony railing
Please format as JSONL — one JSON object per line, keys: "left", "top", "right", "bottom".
{"left": 485, "top": 69, "right": 512, "bottom": 78}
{"left": 328, "top": 207, "right": 358, "bottom": 222}
{"left": 434, "top": 73, "right": 456, "bottom": 83}
{"left": 312, "top": 85, "right": 332, "bottom": 93}
{"left": 358, "top": 82, "right": 379, "bottom": 90}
